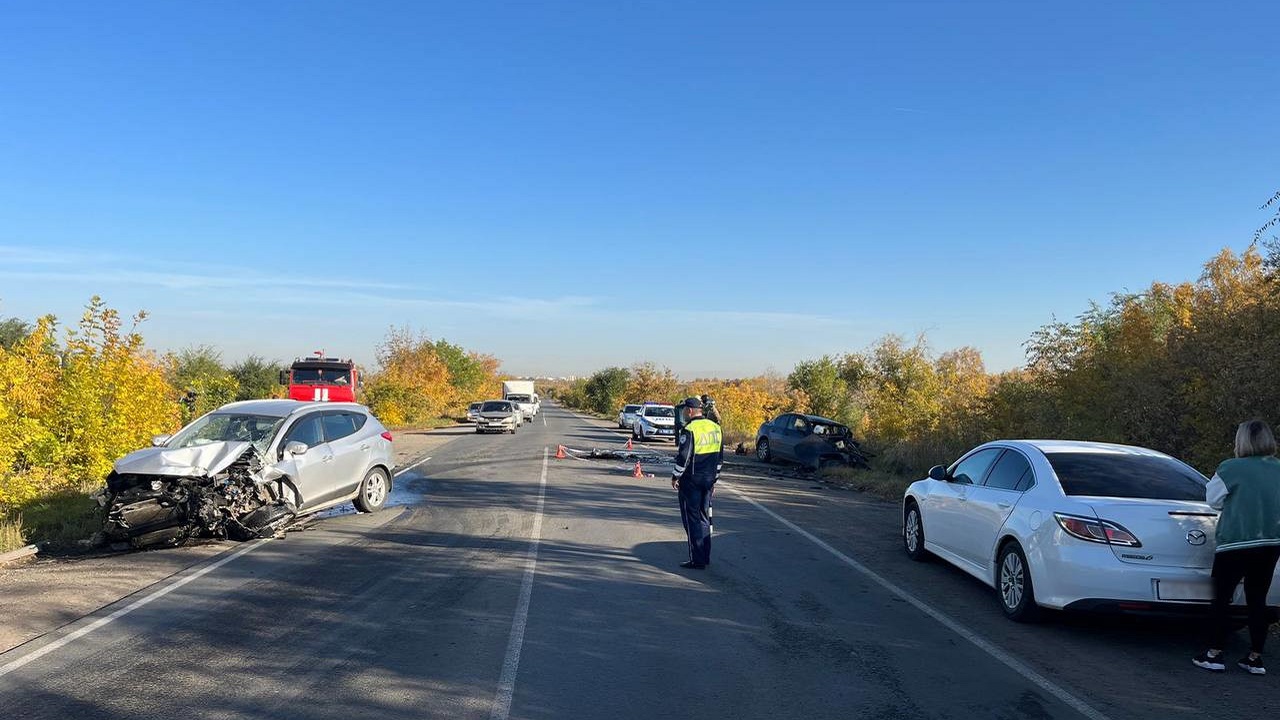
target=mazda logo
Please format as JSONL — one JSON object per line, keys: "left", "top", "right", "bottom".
{"left": 1186, "top": 530, "right": 1207, "bottom": 546}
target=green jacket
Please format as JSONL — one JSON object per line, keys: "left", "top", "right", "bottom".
{"left": 1206, "top": 455, "right": 1280, "bottom": 553}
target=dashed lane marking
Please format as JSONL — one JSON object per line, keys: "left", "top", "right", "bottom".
{"left": 395, "top": 455, "right": 432, "bottom": 478}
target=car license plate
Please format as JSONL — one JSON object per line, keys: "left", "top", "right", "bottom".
{"left": 1155, "top": 579, "right": 1213, "bottom": 601}
{"left": 657, "top": 429, "right": 672, "bottom": 435}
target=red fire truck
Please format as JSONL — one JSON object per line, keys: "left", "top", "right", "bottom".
{"left": 280, "top": 353, "right": 360, "bottom": 402}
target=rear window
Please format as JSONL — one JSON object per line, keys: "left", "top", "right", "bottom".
{"left": 1044, "top": 451, "right": 1208, "bottom": 500}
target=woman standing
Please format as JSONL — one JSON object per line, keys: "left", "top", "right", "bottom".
{"left": 1193, "top": 420, "right": 1280, "bottom": 675}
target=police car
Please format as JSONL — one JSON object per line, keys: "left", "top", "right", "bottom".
{"left": 631, "top": 402, "right": 677, "bottom": 442}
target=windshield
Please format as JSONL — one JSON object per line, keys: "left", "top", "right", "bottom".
{"left": 1045, "top": 451, "right": 1209, "bottom": 501}
{"left": 482, "top": 401, "right": 512, "bottom": 412}
{"left": 643, "top": 406, "right": 675, "bottom": 418}
{"left": 291, "top": 368, "right": 351, "bottom": 385}
{"left": 168, "top": 413, "right": 285, "bottom": 454}
{"left": 812, "top": 423, "right": 849, "bottom": 436}
{"left": 624, "top": 405, "right": 641, "bottom": 413}
{"left": 469, "top": 403, "right": 482, "bottom": 410}
{"left": 507, "top": 394, "right": 532, "bottom": 402}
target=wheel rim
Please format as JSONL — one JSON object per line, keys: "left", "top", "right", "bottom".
{"left": 757, "top": 440, "right": 769, "bottom": 460}
{"left": 905, "top": 509, "right": 920, "bottom": 553}
{"left": 1000, "top": 551, "right": 1024, "bottom": 609}
{"left": 365, "top": 472, "right": 387, "bottom": 506}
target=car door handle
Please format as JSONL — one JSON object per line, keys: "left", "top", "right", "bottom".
{"left": 322, "top": 454, "right": 334, "bottom": 463}
{"left": 998, "top": 502, "right": 1012, "bottom": 510}
{"left": 359, "top": 443, "right": 370, "bottom": 451}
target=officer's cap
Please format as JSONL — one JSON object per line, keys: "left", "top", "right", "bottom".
{"left": 681, "top": 397, "right": 704, "bottom": 409}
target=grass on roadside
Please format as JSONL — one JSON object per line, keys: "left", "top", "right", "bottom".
{"left": 0, "top": 514, "right": 25, "bottom": 554}
{"left": 820, "top": 466, "right": 913, "bottom": 501}
{"left": 0, "top": 486, "right": 103, "bottom": 554}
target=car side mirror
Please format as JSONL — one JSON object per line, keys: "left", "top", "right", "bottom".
{"left": 151, "top": 434, "right": 171, "bottom": 447}
{"left": 278, "top": 370, "right": 289, "bottom": 385}
{"left": 284, "top": 441, "right": 309, "bottom": 456}
{"left": 928, "top": 465, "right": 949, "bottom": 481}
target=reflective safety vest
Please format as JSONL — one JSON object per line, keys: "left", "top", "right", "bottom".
{"left": 686, "top": 418, "right": 723, "bottom": 455}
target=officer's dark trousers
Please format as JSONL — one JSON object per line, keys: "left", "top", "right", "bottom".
{"left": 678, "top": 479, "right": 713, "bottom": 566}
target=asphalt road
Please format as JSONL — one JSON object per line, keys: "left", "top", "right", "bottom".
{"left": 1, "top": 403, "right": 1276, "bottom": 719}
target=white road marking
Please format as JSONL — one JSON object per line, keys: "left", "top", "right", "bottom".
{"left": 488, "top": 446, "right": 549, "bottom": 720}
{"left": 722, "top": 482, "right": 1111, "bottom": 720}
{"left": 395, "top": 455, "right": 432, "bottom": 478}
{"left": 2, "top": 455, "right": 436, "bottom": 678}
{"left": 0, "top": 538, "right": 272, "bottom": 678}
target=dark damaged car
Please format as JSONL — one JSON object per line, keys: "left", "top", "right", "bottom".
{"left": 755, "top": 413, "right": 871, "bottom": 471}
{"left": 99, "top": 400, "right": 396, "bottom": 549}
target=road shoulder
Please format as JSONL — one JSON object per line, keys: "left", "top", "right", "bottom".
{"left": 0, "top": 423, "right": 465, "bottom": 654}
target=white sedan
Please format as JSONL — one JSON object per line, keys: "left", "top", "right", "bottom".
{"left": 902, "top": 440, "right": 1280, "bottom": 621}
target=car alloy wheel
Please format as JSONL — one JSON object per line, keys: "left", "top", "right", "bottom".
{"left": 996, "top": 542, "right": 1040, "bottom": 622}
{"left": 1000, "top": 552, "right": 1024, "bottom": 609}
{"left": 756, "top": 438, "right": 771, "bottom": 462}
{"left": 904, "top": 505, "right": 925, "bottom": 559}
{"left": 354, "top": 468, "right": 389, "bottom": 513}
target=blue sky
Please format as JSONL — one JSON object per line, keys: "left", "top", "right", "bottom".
{"left": 1, "top": 1, "right": 1277, "bottom": 377}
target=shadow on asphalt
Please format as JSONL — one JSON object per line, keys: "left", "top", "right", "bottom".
{"left": 11, "top": 407, "right": 1278, "bottom": 720}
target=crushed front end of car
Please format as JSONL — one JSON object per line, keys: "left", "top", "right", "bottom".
{"left": 802, "top": 424, "right": 873, "bottom": 471}
{"left": 97, "top": 441, "right": 298, "bottom": 549}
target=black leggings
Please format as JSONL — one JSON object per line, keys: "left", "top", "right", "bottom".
{"left": 1209, "top": 546, "right": 1280, "bottom": 653}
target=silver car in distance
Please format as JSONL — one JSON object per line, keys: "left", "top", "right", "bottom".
{"left": 902, "top": 440, "right": 1280, "bottom": 621}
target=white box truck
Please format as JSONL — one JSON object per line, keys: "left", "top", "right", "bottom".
{"left": 503, "top": 380, "right": 538, "bottom": 421}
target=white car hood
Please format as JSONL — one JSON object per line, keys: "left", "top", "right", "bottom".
{"left": 113, "top": 441, "right": 256, "bottom": 477}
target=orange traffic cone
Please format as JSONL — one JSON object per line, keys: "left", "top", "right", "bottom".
{"left": 632, "top": 462, "right": 644, "bottom": 478}
{"left": 625, "top": 438, "right": 633, "bottom": 450}
{"left": 555, "top": 445, "right": 567, "bottom": 460}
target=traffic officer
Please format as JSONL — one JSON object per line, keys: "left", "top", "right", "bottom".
{"left": 671, "top": 397, "right": 723, "bottom": 570}
{"left": 701, "top": 394, "right": 722, "bottom": 424}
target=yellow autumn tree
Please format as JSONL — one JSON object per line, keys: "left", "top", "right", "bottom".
{"left": 625, "top": 362, "right": 680, "bottom": 405}
{"left": 0, "top": 299, "right": 178, "bottom": 506}
{"left": 52, "top": 298, "right": 180, "bottom": 483}
{"left": 692, "top": 376, "right": 792, "bottom": 446}
{"left": 363, "top": 327, "right": 456, "bottom": 427}
{"left": 0, "top": 316, "right": 62, "bottom": 504}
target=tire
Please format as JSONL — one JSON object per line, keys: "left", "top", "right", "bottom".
{"left": 231, "top": 503, "right": 296, "bottom": 540}
{"left": 353, "top": 467, "right": 390, "bottom": 513}
{"left": 903, "top": 501, "right": 929, "bottom": 561}
{"left": 996, "top": 541, "right": 1041, "bottom": 622}
{"left": 756, "top": 437, "right": 772, "bottom": 463}
{"left": 632, "top": 426, "right": 641, "bottom": 441}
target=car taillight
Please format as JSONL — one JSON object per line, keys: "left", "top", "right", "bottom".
{"left": 1054, "top": 513, "right": 1142, "bottom": 547}
{"left": 381, "top": 431, "right": 393, "bottom": 441}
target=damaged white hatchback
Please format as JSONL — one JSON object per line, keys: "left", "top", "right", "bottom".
{"left": 99, "top": 399, "right": 396, "bottom": 549}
